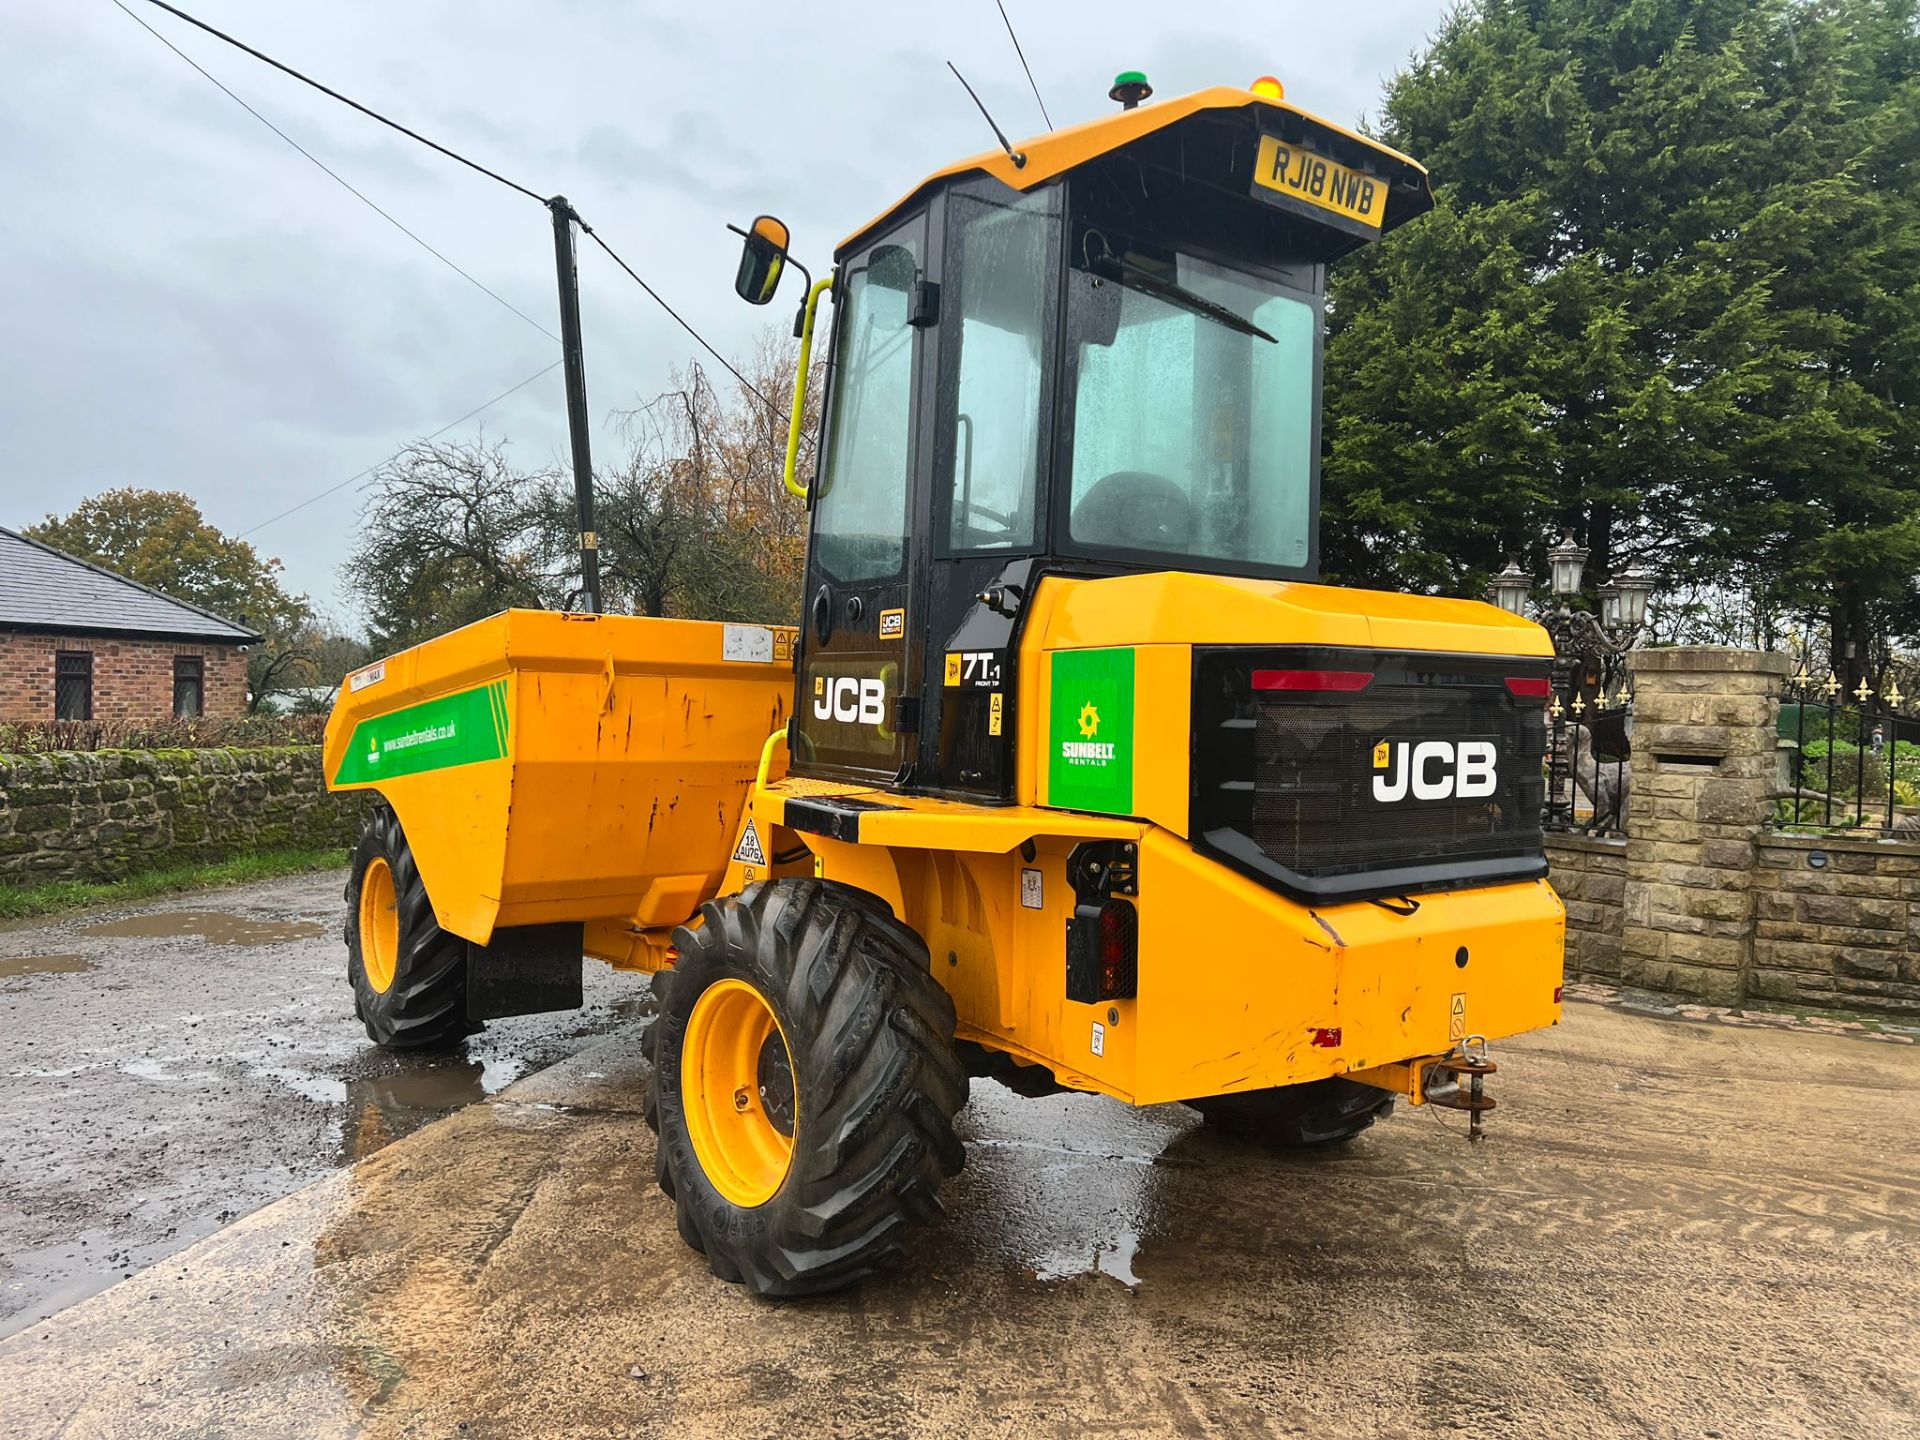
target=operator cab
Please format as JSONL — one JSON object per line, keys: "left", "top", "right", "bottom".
{"left": 733, "top": 77, "right": 1432, "bottom": 801}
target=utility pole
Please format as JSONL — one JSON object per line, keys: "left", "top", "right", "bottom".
{"left": 548, "top": 196, "right": 601, "bottom": 613}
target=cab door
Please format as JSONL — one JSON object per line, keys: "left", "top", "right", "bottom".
{"left": 792, "top": 212, "right": 931, "bottom": 782}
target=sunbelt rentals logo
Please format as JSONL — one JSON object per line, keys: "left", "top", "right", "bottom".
{"left": 1049, "top": 649, "right": 1134, "bottom": 814}
{"left": 1061, "top": 700, "right": 1116, "bottom": 765}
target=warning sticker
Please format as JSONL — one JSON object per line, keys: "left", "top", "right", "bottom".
{"left": 1091, "top": 1021, "right": 1106, "bottom": 1058}
{"left": 1450, "top": 992, "right": 1467, "bottom": 1041}
{"left": 722, "top": 624, "right": 774, "bottom": 663}
{"left": 989, "top": 691, "right": 1004, "bottom": 737}
{"left": 1020, "top": 867, "right": 1043, "bottom": 909}
{"left": 732, "top": 820, "right": 766, "bottom": 867}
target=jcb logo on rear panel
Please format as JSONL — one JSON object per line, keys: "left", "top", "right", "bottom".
{"left": 813, "top": 675, "right": 886, "bottom": 725}
{"left": 1370, "top": 738, "right": 1498, "bottom": 805}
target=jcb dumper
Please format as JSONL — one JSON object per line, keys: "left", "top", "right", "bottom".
{"left": 327, "top": 74, "right": 1564, "bottom": 1296}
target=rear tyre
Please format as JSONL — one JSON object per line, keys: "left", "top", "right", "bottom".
{"left": 1188, "top": 1077, "right": 1394, "bottom": 1148}
{"left": 345, "top": 805, "right": 479, "bottom": 1051}
{"left": 643, "top": 880, "right": 968, "bottom": 1296}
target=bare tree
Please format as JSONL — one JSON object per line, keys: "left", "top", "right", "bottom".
{"left": 346, "top": 438, "right": 565, "bottom": 650}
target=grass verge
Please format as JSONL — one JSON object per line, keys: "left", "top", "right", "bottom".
{"left": 0, "top": 846, "right": 348, "bottom": 922}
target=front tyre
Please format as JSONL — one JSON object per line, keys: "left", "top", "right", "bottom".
{"left": 345, "top": 805, "right": 479, "bottom": 1051}
{"left": 644, "top": 880, "right": 968, "bottom": 1296}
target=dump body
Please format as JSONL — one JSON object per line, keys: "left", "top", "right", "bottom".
{"left": 325, "top": 609, "right": 794, "bottom": 946}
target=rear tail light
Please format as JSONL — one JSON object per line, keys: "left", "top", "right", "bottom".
{"left": 1252, "top": 668, "right": 1373, "bottom": 693}
{"left": 1505, "top": 676, "right": 1552, "bottom": 701}
{"left": 1066, "top": 898, "right": 1138, "bottom": 1004}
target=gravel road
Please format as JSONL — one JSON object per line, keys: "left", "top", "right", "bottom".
{"left": 3, "top": 872, "right": 1918, "bottom": 1437}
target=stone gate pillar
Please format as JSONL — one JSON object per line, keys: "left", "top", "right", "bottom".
{"left": 1619, "top": 646, "right": 1790, "bottom": 1004}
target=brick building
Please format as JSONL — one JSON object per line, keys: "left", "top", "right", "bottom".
{"left": 0, "top": 526, "right": 260, "bottom": 722}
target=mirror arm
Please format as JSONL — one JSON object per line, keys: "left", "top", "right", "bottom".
{"left": 784, "top": 274, "right": 835, "bottom": 500}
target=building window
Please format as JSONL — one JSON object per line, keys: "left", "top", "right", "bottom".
{"left": 173, "top": 656, "right": 205, "bottom": 718}
{"left": 54, "top": 651, "right": 93, "bottom": 721}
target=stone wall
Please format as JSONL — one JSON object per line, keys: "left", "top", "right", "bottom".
{"left": 1547, "top": 644, "right": 1920, "bottom": 1020}
{"left": 1615, "top": 647, "right": 1789, "bottom": 1007}
{"left": 0, "top": 746, "right": 371, "bottom": 884}
{"left": 0, "top": 631, "right": 249, "bottom": 722}
{"left": 1545, "top": 834, "right": 1626, "bottom": 982}
{"left": 1751, "top": 834, "right": 1920, "bottom": 1016}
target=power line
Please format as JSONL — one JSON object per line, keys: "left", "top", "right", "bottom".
{"left": 993, "top": 0, "right": 1053, "bottom": 130}
{"left": 237, "top": 359, "right": 563, "bottom": 537}
{"left": 137, "top": 0, "right": 546, "bottom": 204}
{"left": 573, "top": 220, "right": 779, "bottom": 417}
{"left": 135, "top": 0, "right": 797, "bottom": 427}
{"left": 112, "top": 0, "right": 557, "bottom": 343}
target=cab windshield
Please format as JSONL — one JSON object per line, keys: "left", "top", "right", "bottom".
{"left": 1064, "top": 240, "right": 1317, "bottom": 572}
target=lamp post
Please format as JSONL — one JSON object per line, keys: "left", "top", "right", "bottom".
{"left": 1487, "top": 535, "right": 1656, "bottom": 829}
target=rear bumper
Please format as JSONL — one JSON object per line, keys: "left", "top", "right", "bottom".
{"left": 1123, "top": 829, "right": 1565, "bottom": 1105}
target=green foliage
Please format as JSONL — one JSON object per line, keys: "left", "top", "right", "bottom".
{"left": 23, "top": 488, "right": 325, "bottom": 711}
{"left": 1323, "top": 0, "right": 1920, "bottom": 637}
{"left": 0, "top": 845, "right": 347, "bottom": 920}
{"left": 24, "top": 488, "right": 308, "bottom": 634}
{"left": 0, "top": 715, "right": 325, "bottom": 756}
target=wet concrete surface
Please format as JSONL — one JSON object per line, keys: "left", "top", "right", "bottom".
{"left": 3, "top": 995, "right": 1918, "bottom": 1438}
{"left": 0, "top": 871, "right": 638, "bottom": 1339}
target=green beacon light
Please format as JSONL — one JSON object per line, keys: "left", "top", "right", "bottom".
{"left": 1109, "top": 70, "right": 1153, "bottom": 110}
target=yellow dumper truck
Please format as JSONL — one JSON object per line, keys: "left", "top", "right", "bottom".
{"left": 327, "top": 74, "right": 1564, "bottom": 1296}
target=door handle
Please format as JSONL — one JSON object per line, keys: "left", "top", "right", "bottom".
{"left": 812, "top": 584, "right": 833, "bottom": 643}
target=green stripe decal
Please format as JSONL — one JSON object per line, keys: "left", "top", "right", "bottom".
{"left": 334, "top": 680, "right": 509, "bottom": 785}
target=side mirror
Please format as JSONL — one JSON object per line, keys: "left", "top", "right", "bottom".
{"left": 733, "top": 214, "right": 791, "bottom": 305}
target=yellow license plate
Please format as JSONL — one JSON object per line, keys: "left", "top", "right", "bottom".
{"left": 1252, "top": 134, "right": 1384, "bottom": 232}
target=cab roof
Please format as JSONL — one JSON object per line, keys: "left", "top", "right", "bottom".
{"left": 836, "top": 84, "right": 1432, "bottom": 260}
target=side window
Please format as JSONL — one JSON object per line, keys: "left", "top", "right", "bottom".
{"left": 812, "top": 227, "right": 921, "bottom": 583}
{"left": 173, "top": 656, "right": 205, "bottom": 718}
{"left": 54, "top": 651, "right": 92, "bottom": 721}
{"left": 945, "top": 188, "right": 1055, "bottom": 551}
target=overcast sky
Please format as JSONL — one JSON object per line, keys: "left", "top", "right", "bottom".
{"left": 0, "top": 1, "right": 1452, "bottom": 627}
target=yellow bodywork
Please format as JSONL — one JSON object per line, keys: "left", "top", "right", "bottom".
{"left": 725, "top": 573, "right": 1563, "bottom": 1105}
{"left": 839, "top": 83, "right": 1431, "bottom": 256}
{"left": 326, "top": 576, "right": 1562, "bottom": 1108}
{"left": 324, "top": 609, "right": 794, "bottom": 949}
{"left": 325, "top": 571, "right": 1562, "bottom": 1108}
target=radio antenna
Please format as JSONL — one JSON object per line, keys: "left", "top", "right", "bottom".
{"left": 946, "top": 61, "right": 1026, "bottom": 169}
{"left": 992, "top": 0, "right": 1053, "bottom": 130}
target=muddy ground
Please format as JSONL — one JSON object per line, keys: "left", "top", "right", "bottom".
{"left": 0, "top": 871, "right": 635, "bottom": 1336}
{"left": 3, "top": 875, "right": 1919, "bottom": 1438}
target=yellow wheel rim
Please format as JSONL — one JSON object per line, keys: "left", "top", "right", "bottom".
{"left": 359, "top": 856, "right": 399, "bottom": 995}
{"left": 680, "top": 977, "right": 796, "bottom": 1208}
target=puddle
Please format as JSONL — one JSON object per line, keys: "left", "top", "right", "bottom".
{"left": 0, "top": 953, "right": 92, "bottom": 978}
{"left": 1034, "top": 1229, "right": 1142, "bottom": 1287}
{"left": 954, "top": 1086, "right": 1194, "bottom": 1290}
{"left": 81, "top": 911, "right": 326, "bottom": 946}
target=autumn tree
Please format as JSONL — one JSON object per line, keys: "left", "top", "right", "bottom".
{"left": 347, "top": 327, "right": 816, "bottom": 646}
{"left": 24, "top": 488, "right": 314, "bottom": 710}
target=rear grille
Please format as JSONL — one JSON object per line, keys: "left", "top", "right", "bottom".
{"left": 1194, "top": 648, "right": 1548, "bottom": 903}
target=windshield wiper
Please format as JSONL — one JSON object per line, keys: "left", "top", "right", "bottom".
{"left": 1090, "top": 256, "right": 1276, "bottom": 344}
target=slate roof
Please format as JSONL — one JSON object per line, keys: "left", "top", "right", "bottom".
{"left": 0, "top": 526, "right": 261, "bottom": 643}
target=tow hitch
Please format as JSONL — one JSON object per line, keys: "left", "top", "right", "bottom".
{"left": 1426, "top": 1034, "right": 1498, "bottom": 1142}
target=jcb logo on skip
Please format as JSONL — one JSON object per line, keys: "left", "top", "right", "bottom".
{"left": 1372, "top": 739, "right": 1498, "bottom": 803}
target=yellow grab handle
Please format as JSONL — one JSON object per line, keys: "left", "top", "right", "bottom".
{"left": 755, "top": 727, "right": 790, "bottom": 790}
{"left": 784, "top": 276, "right": 834, "bottom": 499}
